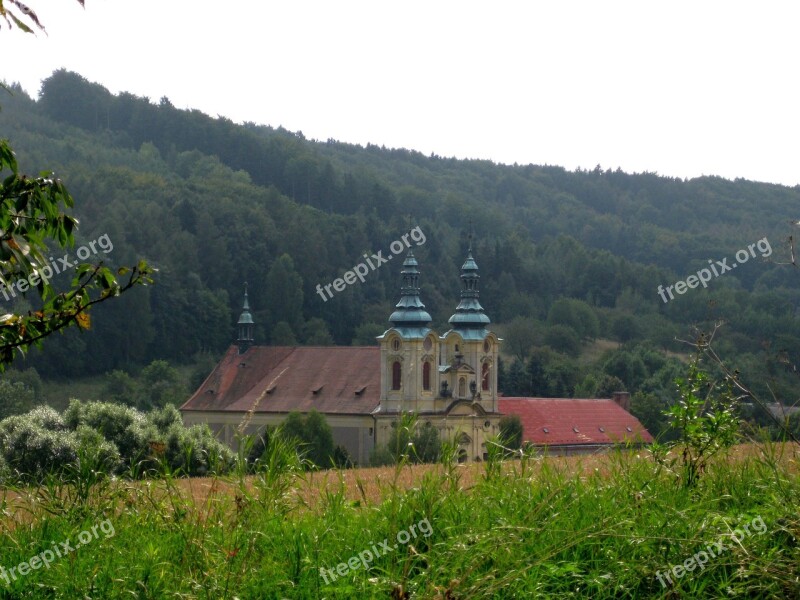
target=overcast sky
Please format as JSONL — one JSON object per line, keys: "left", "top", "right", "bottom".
{"left": 2, "top": 1, "right": 799, "bottom": 186}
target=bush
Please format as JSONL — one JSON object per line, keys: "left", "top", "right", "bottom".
{"left": 163, "top": 422, "right": 234, "bottom": 476}
{"left": 0, "top": 416, "right": 78, "bottom": 480}
{"left": 64, "top": 399, "right": 155, "bottom": 465}
{"left": 74, "top": 425, "right": 123, "bottom": 473}
{"left": 148, "top": 404, "right": 184, "bottom": 434}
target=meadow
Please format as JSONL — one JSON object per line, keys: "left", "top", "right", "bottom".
{"left": 1, "top": 440, "right": 798, "bottom": 599}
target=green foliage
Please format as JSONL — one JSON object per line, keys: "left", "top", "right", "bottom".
{"left": 0, "top": 406, "right": 76, "bottom": 480}
{"left": 137, "top": 359, "right": 187, "bottom": 410}
{"left": 162, "top": 422, "right": 234, "bottom": 477}
{"left": 630, "top": 391, "right": 671, "bottom": 441}
{"left": 351, "top": 322, "right": 384, "bottom": 345}
{"left": 270, "top": 321, "right": 297, "bottom": 345}
{"left": 0, "top": 377, "right": 35, "bottom": 419}
{"left": 603, "top": 349, "right": 648, "bottom": 390}
{"left": 0, "top": 71, "right": 798, "bottom": 413}
{"left": 0, "top": 399, "right": 236, "bottom": 480}
{"left": 280, "top": 410, "right": 335, "bottom": 468}
{"left": 371, "top": 415, "right": 442, "bottom": 465}
{"left": 542, "top": 324, "right": 581, "bottom": 357}
{"left": 0, "top": 136, "right": 154, "bottom": 369}
{"left": 63, "top": 399, "right": 153, "bottom": 467}
{"left": 610, "top": 313, "right": 641, "bottom": 343}
{"left": 101, "top": 369, "right": 139, "bottom": 406}
{"left": 498, "top": 413, "right": 523, "bottom": 450}
{"left": 594, "top": 374, "right": 626, "bottom": 398}
{"left": 659, "top": 355, "right": 740, "bottom": 487}
{"left": 547, "top": 298, "right": 599, "bottom": 340}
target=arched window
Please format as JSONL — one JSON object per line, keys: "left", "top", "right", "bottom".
{"left": 482, "top": 363, "right": 490, "bottom": 391}
{"left": 392, "top": 361, "right": 402, "bottom": 390}
{"left": 423, "top": 361, "right": 431, "bottom": 391}
{"left": 458, "top": 377, "right": 466, "bottom": 398}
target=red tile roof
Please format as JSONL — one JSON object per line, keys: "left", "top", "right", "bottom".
{"left": 180, "top": 346, "right": 381, "bottom": 415}
{"left": 498, "top": 398, "right": 653, "bottom": 445}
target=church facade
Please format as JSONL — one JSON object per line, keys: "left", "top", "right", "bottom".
{"left": 180, "top": 249, "right": 651, "bottom": 465}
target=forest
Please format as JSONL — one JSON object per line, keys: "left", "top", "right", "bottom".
{"left": 1, "top": 69, "right": 800, "bottom": 439}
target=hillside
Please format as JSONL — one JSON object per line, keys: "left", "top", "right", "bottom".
{"left": 1, "top": 70, "right": 799, "bottom": 435}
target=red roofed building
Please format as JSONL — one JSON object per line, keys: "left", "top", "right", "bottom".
{"left": 181, "top": 248, "right": 652, "bottom": 465}
{"left": 499, "top": 395, "right": 653, "bottom": 455}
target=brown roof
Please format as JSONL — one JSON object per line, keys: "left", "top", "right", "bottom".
{"left": 181, "top": 346, "right": 381, "bottom": 415}
{"left": 498, "top": 398, "right": 653, "bottom": 446}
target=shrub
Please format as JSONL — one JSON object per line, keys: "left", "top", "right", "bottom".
{"left": 74, "top": 425, "right": 122, "bottom": 473}
{"left": 0, "top": 417, "right": 78, "bottom": 480}
{"left": 64, "top": 399, "right": 155, "bottom": 464}
{"left": 163, "top": 422, "right": 234, "bottom": 476}
{"left": 148, "top": 404, "right": 184, "bottom": 434}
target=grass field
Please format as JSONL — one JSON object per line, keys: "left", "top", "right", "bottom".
{"left": 1, "top": 442, "right": 799, "bottom": 598}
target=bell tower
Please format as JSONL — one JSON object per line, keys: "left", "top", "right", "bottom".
{"left": 441, "top": 247, "right": 499, "bottom": 412}
{"left": 377, "top": 251, "right": 438, "bottom": 413}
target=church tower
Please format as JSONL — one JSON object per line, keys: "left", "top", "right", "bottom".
{"left": 377, "top": 251, "right": 439, "bottom": 414}
{"left": 441, "top": 247, "right": 500, "bottom": 413}
{"left": 237, "top": 283, "right": 255, "bottom": 354}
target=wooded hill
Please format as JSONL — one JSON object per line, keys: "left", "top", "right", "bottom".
{"left": 1, "top": 69, "right": 799, "bottom": 435}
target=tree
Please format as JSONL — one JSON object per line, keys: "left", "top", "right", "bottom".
{"left": 137, "top": 360, "right": 186, "bottom": 410}
{"left": 0, "top": 378, "right": 35, "bottom": 420}
{"left": 0, "top": 5, "right": 154, "bottom": 370}
{"left": 499, "top": 414, "right": 523, "bottom": 450}
{"left": 280, "top": 410, "right": 335, "bottom": 468}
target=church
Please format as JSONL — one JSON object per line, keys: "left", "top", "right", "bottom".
{"left": 180, "top": 249, "right": 652, "bottom": 465}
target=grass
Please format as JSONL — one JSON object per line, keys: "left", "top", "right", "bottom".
{"left": 1, "top": 442, "right": 799, "bottom": 598}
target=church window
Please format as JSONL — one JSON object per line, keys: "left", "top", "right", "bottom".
{"left": 392, "top": 338, "right": 400, "bottom": 351}
{"left": 458, "top": 377, "right": 466, "bottom": 398}
{"left": 392, "top": 361, "right": 402, "bottom": 390}
{"left": 423, "top": 361, "right": 431, "bottom": 391}
{"left": 484, "top": 339, "right": 490, "bottom": 353}
{"left": 423, "top": 336, "right": 432, "bottom": 351}
{"left": 482, "top": 363, "right": 490, "bottom": 391}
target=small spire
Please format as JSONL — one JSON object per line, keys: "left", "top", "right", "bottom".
{"left": 237, "top": 282, "right": 254, "bottom": 353}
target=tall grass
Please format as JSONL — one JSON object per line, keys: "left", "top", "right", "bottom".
{"left": 0, "top": 440, "right": 798, "bottom": 598}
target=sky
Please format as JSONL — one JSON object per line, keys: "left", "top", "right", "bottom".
{"left": 2, "top": 1, "right": 799, "bottom": 186}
